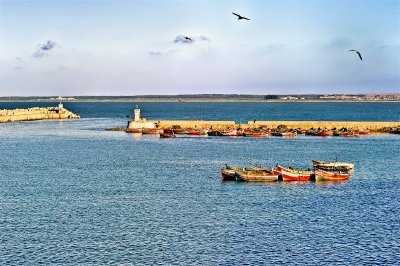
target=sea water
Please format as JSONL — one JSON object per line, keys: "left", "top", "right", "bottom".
{"left": 0, "top": 102, "right": 399, "bottom": 265}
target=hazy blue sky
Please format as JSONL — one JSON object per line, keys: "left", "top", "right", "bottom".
{"left": 0, "top": 0, "right": 399, "bottom": 96}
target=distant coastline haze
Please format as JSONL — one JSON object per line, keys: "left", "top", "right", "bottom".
{"left": 0, "top": 0, "right": 399, "bottom": 96}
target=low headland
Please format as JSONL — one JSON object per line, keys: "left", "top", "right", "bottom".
{"left": 0, "top": 105, "right": 80, "bottom": 123}
{"left": 1, "top": 93, "right": 399, "bottom": 102}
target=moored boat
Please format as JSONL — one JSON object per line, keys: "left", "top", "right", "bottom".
{"left": 339, "top": 132, "right": 359, "bottom": 137}
{"left": 160, "top": 132, "right": 176, "bottom": 138}
{"left": 220, "top": 165, "right": 240, "bottom": 181}
{"left": 312, "top": 160, "right": 354, "bottom": 173}
{"left": 220, "top": 129, "right": 239, "bottom": 136}
{"left": 174, "top": 128, "right": 190, "bottom": 134}
{"left": 244, "top": 132, "right": 271, "bottom": 138}
{"left": 277, "top": 165, "right": 313, "bottom": 181}
{"left": 235, "top": 168, "right": 279, "bottom": 182}
{"left": 317, "top": 130, "right": 333, "bottom": 137}
{"left": 354, "top": 129, "right": 369, "bottom": 135}
{"left": 142, "top": 128, "right": 163, "bottom": 134}
{"left": 188, "top": 129, "right": 209, "bottom": 135}
{"left": 272, "top": 131, "right": 297, "bottom": 137}
{"left": 314, "top": 168, "right": 350, "bottom": 182}
{"left": 125, "top": 128, "right": 142, "bottom": 133}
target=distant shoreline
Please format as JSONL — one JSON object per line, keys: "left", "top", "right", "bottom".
{"left": 0, "top": 99, "right": 399, "bottom": 103}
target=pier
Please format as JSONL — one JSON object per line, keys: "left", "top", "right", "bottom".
{"left": 128, "top": 119, "right": 399, "bottom": 133}
{"left": 0, "top": 104, "right": 80, "bottom": 123}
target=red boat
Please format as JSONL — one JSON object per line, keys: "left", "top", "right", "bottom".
{"left": 282, "top": 132, "right": 297, "bottom": 137}
{"left": 354, "top": 129, "right": 369, "bottom": 135}
{"left": 220, "top": 129, "right": 239, "bottom": 136}
{"left": 314, "top": 168, "right": 350, "bottom": 182}
{"left": 277, "top": 165, "right": 313, "bottom": 181}
{"left": 244, "top": 132, "right": 270, "bottom": 138}
{"left": 125, "top": 128, "right": 142, "bottom": 133}
{"left": 317, "top": 130, "right": 333, "bottom": 137}
{"left": 160, "top": 133, "right": 175, "bottom": 138}
{"left": 296, "top": 128, "right": 307, "bottom": 135}
{"left": 174, "top": 129, "right": 189, "bottom": 134}
{"left": 188, "top": 129, "right": 209, "bottom": 135}
{"left": 163, "top": 128, "right": 174, "bottom": 133}
{"left": 220, "top": 165, "right": 240, "bottom": 181}
{"left": 142, "top": 128, "right": 163, "bottom": 134}
{"left": 243, "top": 129, "right": 255, "bottom": 136}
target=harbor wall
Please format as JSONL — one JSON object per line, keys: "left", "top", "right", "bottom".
{"left": 251, "top": 121, "right": 399, "bottom": 131}
{"left": 153, "top": 120, "right": 236, "bottom": 130}
{"left": 142, "top": 120, "right": 399, "bottom": 132}
{"left": 0, "top": 107, "right": 80, "bottom": 123}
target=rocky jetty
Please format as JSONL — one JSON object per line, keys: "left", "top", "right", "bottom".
{"left": 0, "top": 106, "right": 80, "bottom": 123}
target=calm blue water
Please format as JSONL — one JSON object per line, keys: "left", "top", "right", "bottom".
{"left": 0, "top": 101, "right": 399, "bottom": 122}
{"left": 0, "top": 102, "right": 399, "bottom": 265}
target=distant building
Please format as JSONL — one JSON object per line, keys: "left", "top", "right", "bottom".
{"left": 281, "top": 96, "right": 298, "bottom": 100}
{"left": 264, "top": 95, "right": 279, "bottom": 100}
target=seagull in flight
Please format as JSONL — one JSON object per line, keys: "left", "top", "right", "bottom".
{"left": 349, "top": 49, "right": 363, "bottom": 61}
{"left": 232, "top": 12, "right": 250, "bottom": 20}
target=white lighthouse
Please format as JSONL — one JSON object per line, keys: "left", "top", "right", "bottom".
{"left": 134, "top": 105, "right": 140, "bottom": 122}
{"left": 127, "top": 104, "right": 155, "bottom": 129}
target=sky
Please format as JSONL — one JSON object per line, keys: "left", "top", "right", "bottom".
{"left": 0, "top": 0, "right": 399, "bottom": 96}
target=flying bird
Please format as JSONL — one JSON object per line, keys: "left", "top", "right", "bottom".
{"left": 232, "top": 12, "right": 250, "bottom": 20}
{"left": 184, "top": 36, "right": 193, "bottom": 42}
{"left": 349, "top": 49, "right": 363, "bottom": 61}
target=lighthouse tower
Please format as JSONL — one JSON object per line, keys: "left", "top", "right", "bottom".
{"left": 134, "top": 105, "right": 140, "bottom": 121}
{"left": 127, "top": 104, "right": 155, "bottom": 129}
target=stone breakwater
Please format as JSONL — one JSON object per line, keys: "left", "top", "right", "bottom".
{"left": 0, "top": 107, "right": 80, "bottom": 123}
{"left": 149, "top": 120, "right": 399, "bottom": 133}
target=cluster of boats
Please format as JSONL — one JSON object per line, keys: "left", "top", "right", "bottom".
{"left": 125, "top": 127, "right": 369, "bottom": 138}
{"left": 220, "top": 160, "right": 354, "bottom": 182}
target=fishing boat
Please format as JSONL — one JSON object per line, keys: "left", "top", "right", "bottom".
{"left": 314, "top": 168, "right": 350, "bottom": 182}
{"left": 220, "top": 129, "right": 239, "bottom": 136}
{"left": 296, "top": 128, "right": 307, "bottom": 135}
{"left": 234, "top": 168, "right": 279, "bottom": 182}
{"left": 188, "top": 129, "right": 209, "bottom": 135}
{"left": 160, "top": 132, "right": 175, "bottom": 138}
{"left": 312, "top": 160, "right": 354, "bottom": 173}
{"left": 316, "top": 130, "right": 333, "bottom": 137}
{"left": 142, "top": 128, "right": 163, "bottom": 134}
{"left": 220, "top": 165, "right": 240, "bottom": 181}
{"left": 272, "top": 131, "right": 297, "bottom": 137}
{"left": 244, "top": 131, "right": 270, "bottom": 138}
{"left": 354, "top": 129, "right": 369, "bottom": 135}
{"left": 243, "top": 129, "right": 255, "bottom": 136}
{"left": 281, "top": 132, "right": 297, "bottom": 137}
{"left": 125, "top": 128, "right": 142, "bottom": 133}
{"left": 339, "top": 132, "right": 359, "bottom": 137}
{"left": 174, "top": 128, "right": 189, "bottom": 134}
{"left": 163, "top": 128, "right": 174, "bottom": 134}
{"left": 277, "top": 165, "right": 313, "bottom": 181}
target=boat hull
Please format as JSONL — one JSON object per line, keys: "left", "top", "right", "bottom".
{"left": 220, "top": 167, "right": 238, "bottom": 181}
{"left": 314, "top": 168, "right": 350, "bottom": 182}
{"left": 160, "top": 133, "right": 175, "bottom": 138}
{"left": 317, "top": 131, "right": 333, "bottom": 136}
{"left": 312, "top": 160, "right": 354, "bottom": 173}
{"left": 235, "top": 169, "right": 278, "bottom": 182}
{"left": 280, "top": 168, "right": 312, "bottom": 182}
{"left": 142, "top": 129, "right": 163, "bottom": 134}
